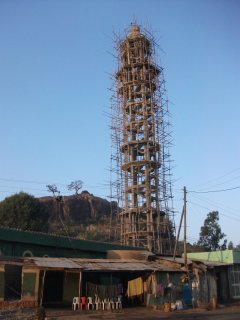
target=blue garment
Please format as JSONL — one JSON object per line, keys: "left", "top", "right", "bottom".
{"left": 182, "top": 284, "right": 192, "bottom": 306}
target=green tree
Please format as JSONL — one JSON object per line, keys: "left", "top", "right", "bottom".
{"left": 197, "top": 211, "right": 227, "bottom": 251}
{"left": 0, "top": 192, "right": 49, "bottom": 232}
{"left": 235, "top": 243, "right": 240, "bottom": 250}
{"left": 228, "top": 241, "right": 234, "bottom": 250}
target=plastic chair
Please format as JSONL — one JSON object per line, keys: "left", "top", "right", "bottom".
{"left": 115, "top": 295, "right": 122, "bottom": 309}
{"left": 102, "top": 298, "right": 111, "bottom": 310}
{"left": 94, "top": 295, "right": 101, "bottom": 310}
{"left": 72, "top": 297, "right": 80, "bottom": 310}
{"left": 80, "top": 296, "right": 87, "bottom": 310}
{"left": 110, "top": 297, "right": 116, "bottom": 310}
{"left": 87, "top": 296, "right": 94, "bottom": 310}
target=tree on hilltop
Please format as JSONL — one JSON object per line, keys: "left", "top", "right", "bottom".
{"left": 67, "top": 180, "right": 83, "bottom": 195}
{"left": 46, "top": 184, "right": 59, "bottom": 197}
{"left": 0, "top": 192, "right": 49, "bottom": 232}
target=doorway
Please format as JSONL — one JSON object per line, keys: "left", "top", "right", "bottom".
{"left": 4, "top": 265, "right": 22, "bottom": 300}
{"left": 42, "top": 271, "right": 64, "bottom": 307}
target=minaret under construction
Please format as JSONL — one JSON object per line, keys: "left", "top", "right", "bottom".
{"left": 110, "top": 24, "right": 175, "bottom": 254}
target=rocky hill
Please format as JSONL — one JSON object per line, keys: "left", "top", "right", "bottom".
{"left": 39, "top": 191, "right": 119, "bottom": 242}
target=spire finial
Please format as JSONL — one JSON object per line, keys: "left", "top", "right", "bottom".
{"left": 128, "top": 24, "right": 140, "bottom": 38}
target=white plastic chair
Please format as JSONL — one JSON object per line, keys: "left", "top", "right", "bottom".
{"left": 94, "top": 295, "right": 101, "bottom": 310}
{"left": 115, "top": 295, "right": 122, "bottom": 309}
{"left": 72, "top": 297, "right": 80, "bottom": 310}
{"left": 87, "top": 296, "right": 94, "bottom": 310}
{"left": 110, "top": 298, "right": 115, "bottom": 310}
{"left": 102, "top": 298, "right": 111, "bottom": 310}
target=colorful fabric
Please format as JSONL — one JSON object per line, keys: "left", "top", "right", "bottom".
{"left": 156, "top": 283, "right": 164, "bottom": 296}
{"left": 127, "top": 277, "right": 143, "bottom": 297}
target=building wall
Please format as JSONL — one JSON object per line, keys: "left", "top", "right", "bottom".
{"left": 0, "top": 227, "right": 144, "bottom": 259}
{"left": 187, "top": 250, "right": 240, "bottom": 264}
{"left": 22, "top": 268, "right": 39, "bottom": 306}
{"left": 0, "top": 240, "right": 106, "bottom": 259}
{"left": 233, "top": 252, "right": 240, "bottom": 264}
{"left": 187, "top": 250, "right": 240, "bottom": 301}
{"left": 228, "top": 264, "right": 240, "bottom": 299}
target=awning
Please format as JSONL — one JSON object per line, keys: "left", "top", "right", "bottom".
{"left": 23, "top": 257, "right": 183, "bottom": 272}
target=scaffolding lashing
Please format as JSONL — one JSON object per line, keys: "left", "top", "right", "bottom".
{"left": 110, "top": 24, "right": 175, "bottom": 254}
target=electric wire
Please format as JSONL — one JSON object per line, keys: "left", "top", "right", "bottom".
{"left": 191, "top": 167, "right": 240, "bottom": 189}
{"left": 189, "top": 193, "right": 240, "bottom": 220}
{"left": 188, "top": 185, "right": 240, "bottom": 193}
{"left": 187, "top": 200, "right": 240, "bottom": 222}
{"left": 0, "top": 177, "right": 66, "bottom": 186}
{"left": 196, "top": 175, "right": 240, "bottom": 191}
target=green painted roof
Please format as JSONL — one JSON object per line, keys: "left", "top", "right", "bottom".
{"left": 187, "top": 250, "right": 240, "bottom": 264}
{"left": 0, "top": 227, "right": 144, "bottom": 253}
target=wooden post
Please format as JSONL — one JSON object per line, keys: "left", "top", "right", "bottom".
{"left": 183, "top": 186, "right": 187, "bottom": 268}
{"left": 173, "top": 206, "right": 184, "bottom": 260}
{"left": 40, "top": 270, "right": 46, "bottom": 306}
{"left": 78, "top": 271, "right": 82, "bottom": 303}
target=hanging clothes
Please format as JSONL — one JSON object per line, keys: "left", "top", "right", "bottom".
{"left": 117, "top": 283, "right": 123, "bottom": 295}
{"left": 156, "top": 283, "right": 164, "bottom": 297}
{"left": 127, "top": 277, "right": 143, "bottom": 297}
{"left": 86, "top": 282, "right": 122, "bottom": 300}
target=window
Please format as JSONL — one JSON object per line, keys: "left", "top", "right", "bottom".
{"left": 22, "top": 250, "right": 33, "bottom": 257}
{"left": 230, "top": 265, "right": 240, "bottom": 298}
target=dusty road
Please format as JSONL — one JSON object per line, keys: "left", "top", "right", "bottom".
{"left": 45, "top": 304, "right": 240, "bottom": 320}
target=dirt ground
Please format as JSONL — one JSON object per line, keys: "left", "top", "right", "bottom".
{"left": 1, "top": 303, "right": 240, "bottom": 320}
{"left": 45, "top": 303, "right": 240, "bottom": 320}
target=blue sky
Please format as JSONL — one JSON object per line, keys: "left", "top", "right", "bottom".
{"left": 0, "top": 0, "right": 240, "bottom": 245}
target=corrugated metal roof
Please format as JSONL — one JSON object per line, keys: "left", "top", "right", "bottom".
{"left": 157, "top": 256, "right": 229, "bottom": 268}
{"left": 191, "top": 259, "right": 230, "bottom": 267}
{"left": 158, "top": 257, "right": 193, "bottom": 265}
{"left": 24, "top": 257, "right": 81, "bottom": 269}
{"left": 23, "top": 257, "right": 182, "bottom": 272}
{"left": 0, "top": 257, "right": 23, "bottom": 266}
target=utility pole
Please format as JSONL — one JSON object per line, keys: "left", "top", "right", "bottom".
{"left": 173, "top": 206, "right": 184, "bottom": 260}
{"left": 183, "top": 186, "right": 187, "bottom": 268}
{"left": 173, "top": 186, "right": 187, "bottom": 263}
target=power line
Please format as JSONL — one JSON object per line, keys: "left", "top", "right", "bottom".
{"left": 188, "top": 185, "right": 240, "bottom": 194}
{"left": 0, "top": 178, "right": 109, "bottom": 190}
{"left": 191, "top": 167, "right": 240, "bottom": 189}
{"left": 200, "top": 175, "right": 240, "bottom": 191}
{"left": 0, "top": 177, "right": 66, "bottom": 186}
{"left": 189, "top": 193, "right": 240, "bottom": 219}
{"left": 0, "top": 185, "right": 47, "bottom": 192}
{"left": 193, "top": 174, "right": 240, "bottom": 192}
{"left": 188, "top": 200, "right": 240, "bottom": 222}
{"left": 0, "top": 191, "right": 48, "bottom": 197}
